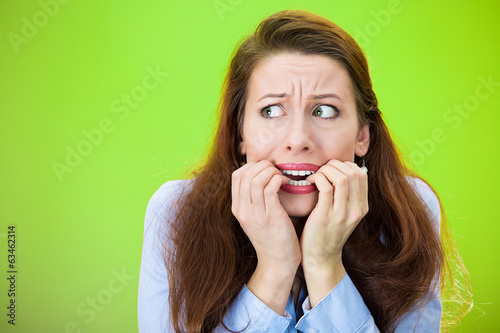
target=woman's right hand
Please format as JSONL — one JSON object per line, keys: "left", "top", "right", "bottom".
{"left": 231, "top": 160, "right": 300, "bottom": 314}
{"left": 231, "top": 160, "right": 301, "bottom": 271}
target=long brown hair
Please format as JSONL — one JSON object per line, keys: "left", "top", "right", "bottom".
{"left": 164, "top": 10, "right": 471, "bottom": 332}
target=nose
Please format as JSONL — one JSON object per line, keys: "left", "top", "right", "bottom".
{"left": 282, "top": 115, "right": 314, "bottom": 154}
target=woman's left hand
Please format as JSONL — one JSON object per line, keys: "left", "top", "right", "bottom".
{"left": 300, "top": 159, "right": 369, "bottom": 306}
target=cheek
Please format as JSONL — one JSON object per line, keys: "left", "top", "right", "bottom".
{"left": 318, "top": 128, "right": 358, "bottom": 161}
{"left": 243, "top": 124, "right": 281, "bottom": 161}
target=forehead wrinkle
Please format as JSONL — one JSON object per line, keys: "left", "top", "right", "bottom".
{"left": 312, "top": 80, "right": 319, "bottom": 96}
{"left": 286, "top": 78, "right": 307, "bottom": 113}
{"left": 298, "top": 77, "right": 303, "bottom": 108}
{"left": 311, "top": 68, "right": 351, "bottom": 104}
{"left": 249, "top": 54, "right": 353, "bottom": 107}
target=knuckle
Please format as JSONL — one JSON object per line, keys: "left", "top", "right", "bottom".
{"left": 242, "top": 174, "right": 252, "bottom": 185}
{"left": 263, "top": 185, "right": 275, "bottom": 197}
{"left": 237, "top": 212, "right": 248, "bottom": 224}
{"left": 251, "top": 176, "right": 263, "bottom": 187}
{"left": 322, "top": 185, "right": 333, "bottom": 195}
{"left": 343, "top": 166, "right": 356, "bottom": 177}
{"left": 337, "top": 174, "right": 348, "bottom": 186}
{"left": 346, "top": 171, "right": 356, "bottom": 180}
{"left": 353, "top": 209, "right": 363, "bottom": 222}
{"left": 256, "top": 160, "right": 271, "bottom": 169}
{"left": 231, "top": 170, "right": 239, "bottom": 181}
{"left": 262, "top": 160, "right": 273, "bottom": 167}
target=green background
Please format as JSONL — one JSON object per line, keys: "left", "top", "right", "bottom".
{"left": 1, "top": 0, "right": 498, "bottom": 332}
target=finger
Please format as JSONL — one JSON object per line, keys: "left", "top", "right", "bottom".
{"left": 250, "top": 166, "right": 288, "bottom": 217}
{"left": 345, "top": 161, "right": 369, "bottom": 216}
{"left": 263, "top": 173, "right": 290, "bottom": 215}
{"left": 328, "top": 160, "right": 360, "bottom": 203}
{"left": 317, "top": 162, "right": 350, "bottom": 220}
{"left": 231, "top": 165, "right": 246, "bottom": 216}
{"left": 239, "top": 160, "right": 274, "bottom": 206}
{"left": 232, "top": 162, "right": 258, "bottom": 213}
{"left": 307, "top": 171, "right": 333, "bottom": 217}
{"left": 329, "top": 160, "right": 366, "bottom": 222}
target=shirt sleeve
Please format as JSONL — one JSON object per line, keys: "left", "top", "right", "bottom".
{"left": 294, "top": 177, "right": 442, "bottom": 333}
{"left": 296, "top": 273, "right": 378, "bottom": 333}
{"left": 215, "top": 285, "right": 292, "bottom": 333}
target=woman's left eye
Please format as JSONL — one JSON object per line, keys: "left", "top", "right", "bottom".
{"left": 313, "top": 105, "right": 339, "bottom": 118}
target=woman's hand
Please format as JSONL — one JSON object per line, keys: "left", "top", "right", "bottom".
{"left": 231, "top": 160, "right": 301, "bottom": 314}
{"left": 301, "top": 160, "right": 369, "bottom": 306}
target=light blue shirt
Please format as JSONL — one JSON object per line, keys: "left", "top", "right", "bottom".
{"left": 138, "top": 178, "right": 442, "bottom": 332}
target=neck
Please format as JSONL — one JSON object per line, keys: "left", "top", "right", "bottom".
{"left": 290, "top": 215, "right": 308, "bottom": 239}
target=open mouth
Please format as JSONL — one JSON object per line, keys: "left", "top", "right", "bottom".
{"left": 275, "top": 163, "right": 319, "bottom": 194}
{"left": 279, "top": 169, "right": 315, "bottom": 186}
{"left": 275, "top": 163, "right": 320, "bottom": 190}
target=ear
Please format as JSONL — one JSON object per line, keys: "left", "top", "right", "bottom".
{"left": 355, "top": 124, "right": 370, "bottom": 156}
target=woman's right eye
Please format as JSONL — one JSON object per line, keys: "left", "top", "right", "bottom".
{"left": 260, "top": 105, "right": 284, "bottom": 118}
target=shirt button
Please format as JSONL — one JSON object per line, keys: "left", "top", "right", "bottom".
{"left": 308, "top": 329, "right": 316, "bottom": 333}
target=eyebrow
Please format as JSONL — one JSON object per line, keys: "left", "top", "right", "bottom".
{"left": 312, "top": 93, "right": 344, "bottom": 104}
{"left": 258, "top": 93, "right": 290, "bottom": 101}
{"left": 258, "top": 93, "right": 344, "bottom": 104}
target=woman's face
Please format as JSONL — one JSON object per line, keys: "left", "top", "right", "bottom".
{"left": 240, "top": 53, "right": 370, "bottom": 217}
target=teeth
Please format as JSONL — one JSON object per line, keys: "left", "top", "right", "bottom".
{"left": 281, "top": 169, "right": 315, "bottom": 175}
{"left": 287, "top": 179, "right": 313, "bottom": 186}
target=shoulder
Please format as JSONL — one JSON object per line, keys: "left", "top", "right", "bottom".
{"left": 144, "top": 178, "right": 195, "bottom": 235}
{"left": 406, "top": 176, "right": 441, "bottom": 227}
{"left": 141, "top": 178, "right": 196, "bottom": 271}
{"left": 146, "top": 179, "right": 195, "bottom": 218}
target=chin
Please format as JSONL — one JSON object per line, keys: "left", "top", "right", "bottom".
{"left": 278, "top": 191, "right": 319, "bottom": 217}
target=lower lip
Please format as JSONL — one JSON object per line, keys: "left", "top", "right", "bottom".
{"left": 280, "top": 183, "right": 317, "bottom": 194}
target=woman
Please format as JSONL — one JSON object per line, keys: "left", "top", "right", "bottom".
{"left": 138, "top": 10, "right": 471, "bottom": 332}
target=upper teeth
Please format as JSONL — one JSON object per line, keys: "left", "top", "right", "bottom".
{"left": 280, "top": 169, "right": 315, "bottom": 176}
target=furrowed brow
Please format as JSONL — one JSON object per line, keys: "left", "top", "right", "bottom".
{"left": 311, "top": 93, "right": 344, "bottom": 104}
{"left": 258, "top": 93, "right": 290, "bottom": 102}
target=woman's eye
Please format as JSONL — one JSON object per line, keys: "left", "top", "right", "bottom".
{"left": 313, "top": 105, "right": 339, "bottom": 118}
{"left": 261, "top": 105, "right": 284, "bottom": 118}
